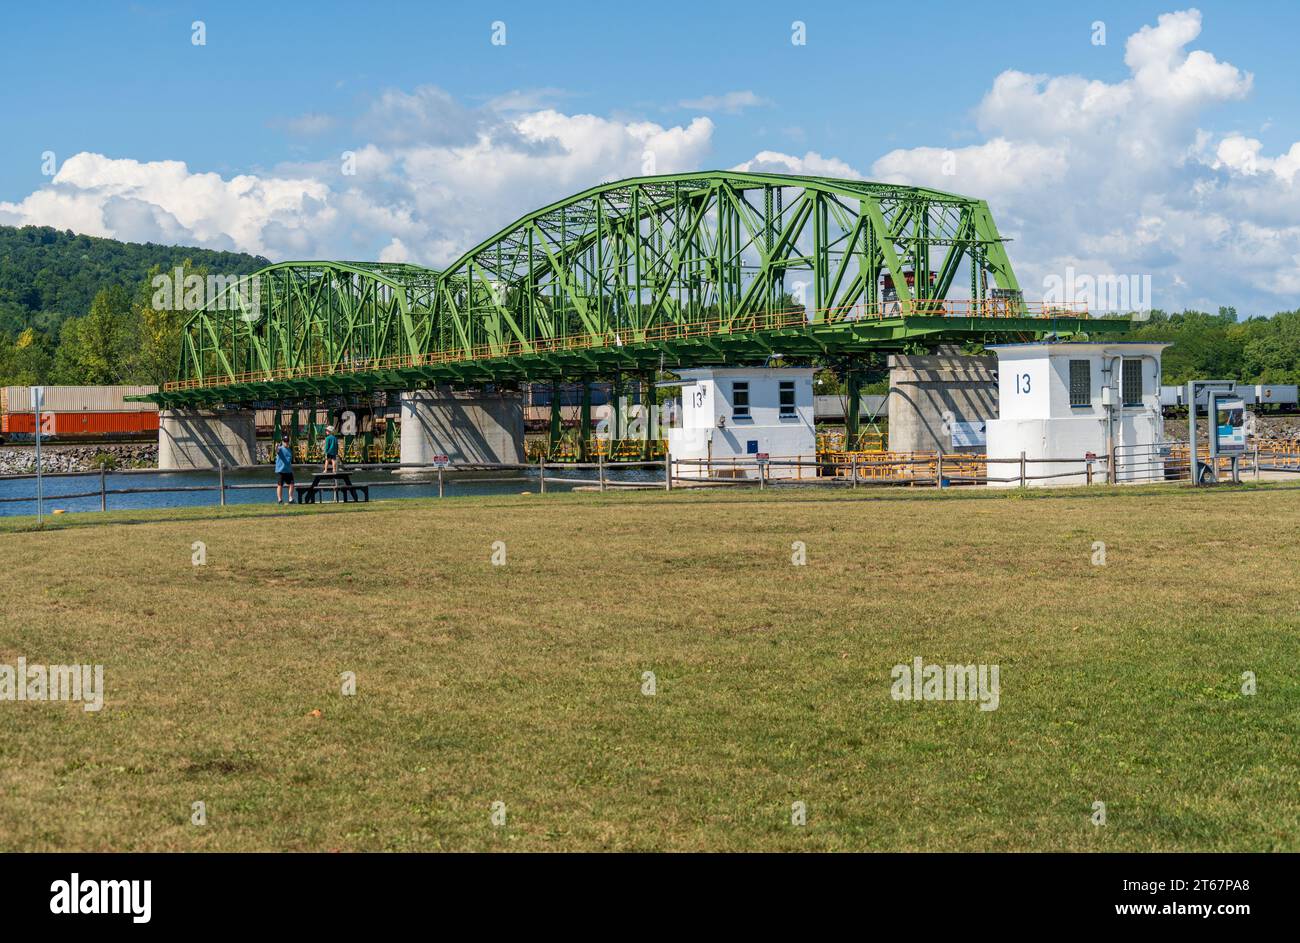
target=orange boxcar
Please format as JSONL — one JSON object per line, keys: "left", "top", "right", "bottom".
{"left": 1, "top": 411, "right": 159, "bottom": 435}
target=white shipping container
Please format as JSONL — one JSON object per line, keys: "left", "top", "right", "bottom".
{"left": 813, "top": 394, "right": 888, "bottom": 421}
{"left": 1, "top": 386, "right": 27, "bottom": 413}
{"left": 1256, "top": 384, "right": 1298, "bottom": 405}
{"left": 0, "top": 384, "right": 158, "bottom": 413}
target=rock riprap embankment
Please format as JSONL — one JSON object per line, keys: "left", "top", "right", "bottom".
{"left": 0, "top": 444, "right": 157, "bottom": 474}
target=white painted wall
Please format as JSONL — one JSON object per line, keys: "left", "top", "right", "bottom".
{"left": 986, "top": 343, "right": 1167, "bottom": 486}
{"left": 666, "top": 367, "right": 815, "bottom": 478}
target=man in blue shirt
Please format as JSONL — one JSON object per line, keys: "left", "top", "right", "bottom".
{"left": 274, "top": 435, "right": 295, "bottom": 503}
{"left": 323, "top": 425, "right": 339, "bottom": 474}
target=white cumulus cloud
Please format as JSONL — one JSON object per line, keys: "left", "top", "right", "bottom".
{"left": 863, "top": 8, "right": 1297, "bottom": 314}
{"left": 0, "top": 104, "right": 716, "bottom": 269}
{"left": 678, "top": 91, "right": 770, "bottom": 114}
{"left": 731, "top": 150, "right": 861, "bottom": 178}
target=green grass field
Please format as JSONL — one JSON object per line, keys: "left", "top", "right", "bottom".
{"left": 1, "top": 483, "right": 1298, "bottom": 851}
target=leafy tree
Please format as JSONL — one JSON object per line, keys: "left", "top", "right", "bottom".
{"left": 51, "top": 285, "right": 138, "bottom": 384}
{"left": 1240, "top": 309, "right": 1300, "bottom": 384}
{"left": 0, "top": 327, "right": 54, "bottom": 384}
{"left": 133, "top": 262, "right": 194, "bottom": 386}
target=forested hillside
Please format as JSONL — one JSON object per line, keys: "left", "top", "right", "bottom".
{"left": 0, "top": 225, "right": 267, "bottom": 336}
{"left": 0, "top": 225, "right": 268, "bottom": 386}
{"left": 1118, "top": 307, "right": 1300, "bottom": 385}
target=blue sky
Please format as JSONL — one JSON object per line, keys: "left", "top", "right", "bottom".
{"left": 2, "top": 1, "right": 1298, "bottom": 313}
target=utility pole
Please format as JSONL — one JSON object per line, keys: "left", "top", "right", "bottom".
{"left": 31, "top": 386, "right": 44, "bottom": 525}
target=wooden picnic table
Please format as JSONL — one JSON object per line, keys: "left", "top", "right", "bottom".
{"left": 296, "top": 471, "right": 369, "bottom": 504}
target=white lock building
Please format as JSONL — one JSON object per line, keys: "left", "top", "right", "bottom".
{"left": 665, "top": 367, "right": 816, "bottom": 478}
{"left": 985, "top": 341, "right": 1169, "bottom": 486}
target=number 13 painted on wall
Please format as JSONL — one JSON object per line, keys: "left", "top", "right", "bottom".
{"left": 1015, "top": 373, "right": 1032, "bottom": 394}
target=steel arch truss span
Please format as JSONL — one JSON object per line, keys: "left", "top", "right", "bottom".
{"left": 438, "top": 171, "right": 1020, "bottom": 352}
{"left": 160, "top": 172, "right": 1124, "bottom": 405}
{"left": 176, "top": 261, "right": 438, "bottom": 394}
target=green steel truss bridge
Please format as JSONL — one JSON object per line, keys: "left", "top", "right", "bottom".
{"left": 152, "top": 171, "right": 1126, "bottom": 407}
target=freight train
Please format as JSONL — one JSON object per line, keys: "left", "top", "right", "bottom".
{"left": 0, "top": 386, "right": 159, "bottom": 443}
{"left": 1159, "top": 384, "right": 1299, "bottom": 411}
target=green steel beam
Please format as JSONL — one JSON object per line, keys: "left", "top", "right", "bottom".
{"left": 548, "top": 381, "right": 562, "bottom": 456}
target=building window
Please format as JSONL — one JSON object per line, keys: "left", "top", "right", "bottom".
{"left": 1069, "top": 360, "right": 1091, "bottom": 407}
{"left": 732, "top": 381, "right": 750, "bottom": 418}
{"left": 779, "top": 381, "right": 796, "bottom": 417}
{"left": 1122, "top": 359, "right": 1143, "bottom": 406}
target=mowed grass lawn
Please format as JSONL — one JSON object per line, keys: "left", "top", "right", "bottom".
{"left": 0, "top": 483, "right": 1298, "bottom": 851}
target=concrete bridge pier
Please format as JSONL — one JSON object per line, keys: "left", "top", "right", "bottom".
{"left": 158, "top": 408, "right": 258, "bottom": 470}
{"left": 399, "top": 389, "right": 525, "bottom": 466}
{"left": 886, "top": 349, "right": 998, "bottom": 454}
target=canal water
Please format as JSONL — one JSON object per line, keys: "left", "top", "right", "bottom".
{"left": 0, "top": 466, "right": 665, "bottom": 517}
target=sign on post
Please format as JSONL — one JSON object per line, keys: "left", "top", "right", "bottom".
{"left": 30, "top": 386, "right": 44, "bottom": 524}
{"left": 431, "top": 454, "right": 450, "bottom": 468}
{"left": 1187, "top": 380, "right": 1237, "bottom": 485}
{"left": 1215, "top": 397, "right": 1246, "bottom": 454}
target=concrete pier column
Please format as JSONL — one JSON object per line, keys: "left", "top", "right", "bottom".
{"left": 845, "top": 367, "right": 862, "bottom": 450}
{"left": 399, "top": 389, "right": 525, "bottom": 466}
{"left": 158, "top": 408, "right": 258, "bottom": 470}
{"left": 886, "top": 349, "right": 998, "bottom": 454}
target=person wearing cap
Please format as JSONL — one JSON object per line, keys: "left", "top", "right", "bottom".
{"left": 323, "top": 425, "right": 340, "bottom": 474}
{"left": 274, "top": 434, "right": 296, "bottom": 503}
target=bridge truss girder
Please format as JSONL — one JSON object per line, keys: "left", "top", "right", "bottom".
{"left": 433, "top": 171, "right": 1022, "bottom": 360}
{"left": 159, "top": 171, "right": 1120, "bottom": 407}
